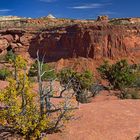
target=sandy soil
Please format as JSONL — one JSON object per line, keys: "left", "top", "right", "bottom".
{"left": 1, "top": 81, "right": 140, "bottom": 140}
{"left": 47, "top": 91, "right": 140, "bottom": 140}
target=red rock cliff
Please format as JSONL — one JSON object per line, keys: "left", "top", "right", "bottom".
{"left": 27, "top": 24, "right": 140, "bottom": 61}
{"left": 0, "top": 24, "right": 140, "bottom": 71}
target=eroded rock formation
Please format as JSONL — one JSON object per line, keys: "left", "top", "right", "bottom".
{"left": 0, "top": 22, "right": 140, "bottom": 72}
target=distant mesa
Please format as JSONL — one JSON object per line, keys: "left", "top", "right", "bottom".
{"left": 0, "top": 16, "right": 26, "bottom": 21}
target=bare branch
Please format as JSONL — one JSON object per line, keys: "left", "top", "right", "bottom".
{"left": 40, "top": 53, "right": 46, "bottom": 72}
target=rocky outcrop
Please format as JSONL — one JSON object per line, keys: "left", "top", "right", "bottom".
{"left": 97, "top": 15, "right": 109, "bottom": 22}
{"left": 0, "top": 23, "right": 140, "bottom": 72}
{"left": 28, "top": 24, "right": 140, "bottom": 63}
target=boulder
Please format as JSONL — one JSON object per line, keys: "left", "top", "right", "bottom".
{"left": 20, "top": 34, "right": 33, "bottom": 45}
{"left": 0, "top": 39, "right": 9, "bottom": 50}
{"left": 1, "top": 34, "right": 14, "bottom": 42}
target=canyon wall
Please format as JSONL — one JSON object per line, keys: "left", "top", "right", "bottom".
{"left": 0, "top": 23, "right": 140, "bottom": 71}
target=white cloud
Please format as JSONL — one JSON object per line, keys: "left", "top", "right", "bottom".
{"left": 0, "top": 9, "right": 12, "bottom": 12}
{"left": 70, "top": 3, "right": 111, "bottom": 9}
{"left": 99, "top": 11, "right": 116, "bottom": 15}
{"left": 39, "top": 0, "right": 56, "bottom": 2}
{"left": 71, "top": 3, "right": 103, "bottom": 9}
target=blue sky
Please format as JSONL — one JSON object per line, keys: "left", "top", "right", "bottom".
{"left": 0, "top": 0, "right": 139, "bottom": 19}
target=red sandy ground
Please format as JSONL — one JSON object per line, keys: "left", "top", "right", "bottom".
{"left": 47, "top": 91, "right": 140, "bottom": 140}
{"left": 1, "top": 81, "right": 140, "bottom": 140}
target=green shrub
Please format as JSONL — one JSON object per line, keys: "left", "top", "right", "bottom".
{"left": 76, "top": 90, "right": 92, "bottom": 103}
{"left": 58, "top": 69, "right": 94, "bottom": 103}
{"left": 119, "top": 89, "right": 140, "bottom": 99}
{"left": 0, "top": 68, "right": 11, "bottom": 80}
{"left": 97, "top": 60, "right": 136, "bottom": 90}
{"left": 0, "top": 50, "right": 15, "bottom": 62}
{"left": 58, "top": 68, "right": 75, "bottom": 86}
{"left": 58, "top": 69, "right": 93, "bottom": 90}
{"left": 0, "top": 56, "right": 74, "bottom": 139}
{"left": 0, "top": 74, "right": 49, "bottom": 139}
{"left": 28, "top": 61, "right": 56, "bottom": 81}
{"left": 41, "top": 64, "right": 56, "bottom": 81}
{"left": 28, "top": 61, "right": 38, "bottom": 77}
{"left": 5, "top": 50, "right": 16, "bottom": 62}
{"left": 132, "top": 77, "right": 140, "bottom": 88}
{"left": 130, "top": 66, "right": 140, "bottom": 89}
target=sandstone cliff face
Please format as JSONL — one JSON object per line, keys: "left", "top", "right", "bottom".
{"left": 26, "top": 24, "right": 140, "bottom": 62}
{"left": 0, "top": 24, "right": 140, "bottom": 71}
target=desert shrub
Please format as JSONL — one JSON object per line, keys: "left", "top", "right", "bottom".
{"left": 135, "top": 80, "right": 140, "bottom": 87}
{"left": 0, "top": 55, "right": 74, "bottom": 139}
{"left": 77, "top": 70, "right": 94, "bottom": 90}
{"left": 11, "top": 55, "right": 27, "bottom": 81}
{"left": 0, "top": 74, "right": 49, "bottom": 139}
{"left": 5, "top": 50, "right": 16, "bottom": 62}
{"left": 0, "top": 68, "right": 11, "bottom": 80}
{"left": 28, "top": 61, "right": 56, "bottom": 81}
{"left": 119, "top": 89, "right": 140, "bottom": 99}
{"left": 58, "top": 69, "right": 94, "bottom": 103}
{"left": 132, "top": 77, "right": 140, "bottom": 88}
{"left": 90, "top": 83, "right": 105, "bottom": 97}
{"left": 28, "top": 61, "right": 38, "bottom": 77}
{"left": 131, "top": 66, "right": 140, "bottom": 88}
{"left": 0, "top": 57, "right": 49, "bottom": 139}
{"left": 41, "top": 64, "right": 56, "bottom": 81}
{"left": 0, "top": 50, "right": 15, "bottom": 62}
{"left": 97, "top": 60, "right": 136, "bottom": 90}
{"left": 75, "top": 90, "right": 93, "bottom": 103}
{"left": 58, "top": 69, "right": 93, "bottom": 90}
{"left": 58, "top": 68, "right": 75, "bottom": 86}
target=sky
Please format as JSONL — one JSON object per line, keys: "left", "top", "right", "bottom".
{"left": 0, "top": 0, "right": 139, "bottom": 19}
